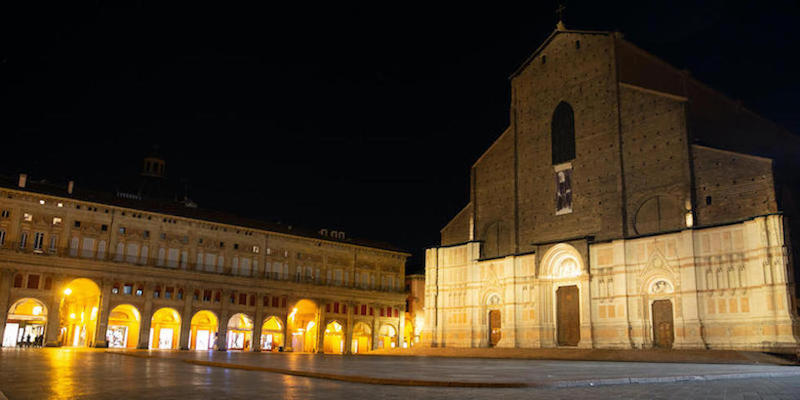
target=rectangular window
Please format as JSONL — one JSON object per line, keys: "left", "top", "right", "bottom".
{"left": 49, "top": 235, "right": 58, "bottom": 252}
{"left": 239, "top": 293, "right": 247, "bottom": 305}
{"left": 554, "top": 164, "right": 573, "bottom": 215}
{"left": 19, "top": 232, "right": 28, "bottom": 248}
{"left": 23, "top": 213, "right": 33, "bottom": 222}
{"left": 135, "top": 287, "right": 143, "bottom": 296}
{"left": 27, "top": 274, "right": 40, "bottom": 289}
{"left": 0, "top": 230, "right": 6, "bottom": 246}
{"left": 0, "top": 210, "right": 9, "bottom": 218}
{"left": 123, "top": 284, "right": 133, "bottom": 295}
{"left": 32, "top": 232, "right": 44, "bottom": 250}
{"left": 52, "top": 217, "right": 62, "bottom": 226}
{"left": 333, "top": 303, "right": 339, "bottom": 314}
{"left": 165, "top": 287, "right": 174, "bottom": 299}
{"left": 272, "top": 297, "right": 279, "bottom": 308}
{"left": 281, "top": 297, "right": 287, "bottom": 308}
{"left": 263, "top": 296, "right": 270, "bottom": 307}
{"left": 203, "top": 290, "right": 212, "bottom": 302}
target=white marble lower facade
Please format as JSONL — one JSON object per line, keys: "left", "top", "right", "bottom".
{"left": 423, "top": 214, "right": 800, "bottom": 353}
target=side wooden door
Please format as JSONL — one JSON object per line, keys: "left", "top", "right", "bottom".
{"left": 556, "top": 285, "right": 580, "bottom": 346}
{"left": 489, "top": 310, "right": 501, "bottom": 347}
{"left": 652, "top": 300, "right": 674, "bottom": 349}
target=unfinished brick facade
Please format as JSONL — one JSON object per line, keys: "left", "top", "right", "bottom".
{"left": 423, "top": 26, "right": 800, "bottom": 353}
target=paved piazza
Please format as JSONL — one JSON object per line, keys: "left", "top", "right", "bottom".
{"left": 1, "top": 349, "right": 800, "bottom": 399}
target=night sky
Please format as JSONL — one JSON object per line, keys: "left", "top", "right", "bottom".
{"left": 3, "top": 2, "right": 799, "bottom": 272}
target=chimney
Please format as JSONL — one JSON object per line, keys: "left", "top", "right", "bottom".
{"left": 18, "top": 173, "right": 27, "bottom": 188}
{"left": 67, "top": 180, "right": 74, "bottom": 194}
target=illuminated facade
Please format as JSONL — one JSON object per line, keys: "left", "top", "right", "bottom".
{"left": 423, "top": 26, "right": 800, "bottom": 353}
{"left": 0, "top": 173, "right": 408, "bottom": 353}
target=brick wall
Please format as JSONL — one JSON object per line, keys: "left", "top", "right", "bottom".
{"left": 440, "top": 203, "right": 471, "bottom": 246}
{"left": 692, "top": 145, "right": 777, "bottom": 226}
{"left": 473, "top": 128, "right": 515, "bottom": 257}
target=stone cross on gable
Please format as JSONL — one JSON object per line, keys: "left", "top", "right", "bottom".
{"left": 556, "top": 2, "right": 566, "bottom": 23}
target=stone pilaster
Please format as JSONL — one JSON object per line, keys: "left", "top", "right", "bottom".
{"left": 45, "top": 276, "right": 67, "bottom": 347}
{"left": 217, "top": 290, "right": 230, "bottom": 351}
{"left": 93, "top": 278, "right": 113, "bottom": 347}
{"left": 344, "top": 301, "right": 354, "bottom": 354}
{"left": 397, "top": 305, "right": 405, "bottom": 348}
{"left": 0, "top": 269, "right": 12, "bottom": 345}
{"left": 315, "top": 299, "right": 326, "bottom": 353}
{"left": 137, "top": 284, "right": 153, "bottom": 349}
{"left": 252, "top": 293, "right": 264, "bottom": 351}
{"left": 178, "top": 286, "right": 194, "bottom": 350}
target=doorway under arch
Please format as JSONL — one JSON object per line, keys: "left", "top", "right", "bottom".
{"left": 323, "top": 321, "right": 344, "bottom": 354}
{"left": 351, "top": 322, "right": 372, "bottom": 354}
{"left": 377, "top": 324, "right": 396, "bottom": 349}
{"left": 288, "top": 299, "right": 318, "bottom": 352}
{"left": 190, "top": 310, "right": 219, "bottom": 351}
{"left": 149, "top": 307, "right": 181, "bottom": 349}
{"left": 260, "top": 316, "right": 284, "bottom": 351}
{"left": 227, "top": 313, "right": 253, "bottom": 351}
{"left": 3, "top": 298, "right": 47, "bottom": 347}
{"left": 106, "top": 304, "right": 140, "bottom": 349}
{"left": 403, "top": 318, "right": 414, "bottom": 348}
{"left": 59, "top": 278, "right": 101, "bottom": 347}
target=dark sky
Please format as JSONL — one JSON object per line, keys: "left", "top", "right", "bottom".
{"left": 2, "top": 1, "right": 799, "bottom": 272}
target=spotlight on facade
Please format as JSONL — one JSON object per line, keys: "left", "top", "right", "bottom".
{"left": 32, "top": 306, "right": 42, "bottom": 316}
{"left": 69, "top": 313, "right": 76, "bottom": 320}
{"left": 64, "top": 288, "right": 72, "bottom": 296}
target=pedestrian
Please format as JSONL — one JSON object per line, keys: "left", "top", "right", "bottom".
{"left": 26, "top": 333, "right": 31, "bottom": 347}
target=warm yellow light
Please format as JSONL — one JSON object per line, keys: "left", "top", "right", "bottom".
{"left": 91, "top": 307, "right": 98, "bottom": 320}
{"left": 39, "top": 200, "right": 45, "bottom": 205}
{"left": 69, "top": 313, "right": 76, "bottom": 320}
{"left": 63, "top": 288, "right": 72, "bottom": 296}
{"left": 288, "top": 308, "right": 298, "bottom": 321}
{"left": 80, "top": 312, "right": 85, "bottom": 321}
{"left": 685, "top": 211, "right": 694, "bottom": 228}
{"left": 306, "top": 321, "right": 315, "bottom": 330}
{"left": 32, "top": 306, "right": 42, "bottom": 316}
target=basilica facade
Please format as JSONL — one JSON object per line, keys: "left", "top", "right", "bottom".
{"left": 422, "top": 25, "right": 800, "bottom": 353}
{"left": 0, "top": 168, "right": 408, "bottom": 354}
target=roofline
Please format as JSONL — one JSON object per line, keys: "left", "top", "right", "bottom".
{"left": 0, "top": 184, "right": 411, "bottom": 257}
{"left": 471, "top": 127, "right": 510, "bottom": 168}
{"left": 509, "top": 28, "right": 612, "bottom": 79}
{"left": 619, "top": 82, "right": 688, "bottom": 102}
{"left": 440, "top": 202, "right": 472, "bottom": 233}
{"left": 691, "top": 144, "right": 774, "bottom": 164}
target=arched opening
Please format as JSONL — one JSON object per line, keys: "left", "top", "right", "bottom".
{"left": 226, "top": 313, "right": 253, "bottom": 351}
{"left": 190, "top": 310, "right": 218, "bottom": 351}
{"left": 377, "top": 324, "right": 396, "bottom": 349}
{"left": 323, "top": 321, "right": 344, "bottom": 354}
{"left": 149, "top": 307, "right": 180, "bottom": 349}
{"left": 403, "top": 318, "right": 414, "bottom": 348}
{"left": 106, "top": 304, "right": 140, "bottom": 349}
{"left": 351, "top": 322, "right": 372, "bottom": 354}
{"left": 288, "top": 299, "right": 318, "bottom": 352}
{"left": 260, "top": 316, "right": 284, "bottom": 352}
{"left": 3, "top": 298, "right": 47, "bottom": 347}
{"left": 551, "top": 101, "right": 575, "bottom": 165}
{"left": 59, "top": 278, "right": 101, "bottom": 347}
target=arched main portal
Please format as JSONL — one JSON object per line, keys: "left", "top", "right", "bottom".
{"left": 59, "top": 278, "right": 101, "bottom": 347}
{"left": 288, "top": 299, "right": 318, "bottom": 352}
{"left": 540, "top": 244, "right": 587, "bottom": 347}
{"left": 226, "top": 313, "right": 253, "bottom": 351}
{"left": 377, "top": 324, "right": 396, "bottom": 349}
{"left": 190, "top": 310, "right": 218, "bottom": 351}
{"left": 260, "top": 316, "right": 284, "bottom": 351}
{"left": 3, "top": 298, "right": 47, "bottom": 347}
{"left": 149, "top": 307, "right": 181, "bottom": 349}
{"left": 106, "top": 304, "right": 140, "bottom": 349}
{"left": 351, "top": 322, "right": 371, "bottom": 354}
{"left": 323, "top": 321, "right": 344, "bottom": 354}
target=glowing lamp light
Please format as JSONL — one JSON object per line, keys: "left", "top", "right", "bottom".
{"left": 32, "top": 306, "right": 42, "bottom": 316}
{"left": 63, "top": 288, "right": 72, "bottom": 296}
{"left": 69, "top": 313, "right": 76, "bottom": 320}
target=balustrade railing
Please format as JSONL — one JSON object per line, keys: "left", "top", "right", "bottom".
{"left": 0, "top": 242, "right": 406, "bottom": 293}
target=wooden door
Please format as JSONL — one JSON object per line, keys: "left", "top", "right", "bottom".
{"left": 556, "top": 285, "right": 580, "bottom": 346}
{"left": 488, "top": 310, "right": 501, "bottom": 347}
{"left": 652, "top": 300, "right": 674, "bottom": 349}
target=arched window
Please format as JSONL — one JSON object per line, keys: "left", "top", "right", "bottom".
{"left": 551, "top": 101, "right": 575, "bottom": 165}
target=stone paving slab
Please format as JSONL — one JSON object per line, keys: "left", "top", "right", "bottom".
{"left": 110, "top": 349, "right": 800, "bottom": 388}
{"left": 3, "top": 349, "right": 800, "bottom": 399}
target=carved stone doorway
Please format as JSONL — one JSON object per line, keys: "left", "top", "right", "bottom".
{"left": 556, "top": 285, "right": 580, "bottom": 346}
{"left": 488, "top": 310, "right": 501, "bottom": 347}
{"left": 652, "top": 299, "right": 674, "bottom": 349}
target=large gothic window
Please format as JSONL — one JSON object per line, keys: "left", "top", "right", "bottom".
{"left": 551, "top": 102, "right": 575, "bottom": 165}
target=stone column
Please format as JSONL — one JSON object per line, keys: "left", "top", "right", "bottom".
{"left": 397, "top": 305, "right": 405, "bottom": 349}
{"left": 137, "top": 284, "right": 154, "bottom": 349}
{"left": 0, "top": 269, "right": 13, "bottom": 345}
{"left": 252, "top": 294, "right": 264, "bottom": 352}
{"left": 45, "top": 276, "right": 67, "bottom": 347}
{"left": 93, "top": 279, "right": 113, "bottom": 348}
{"left": 371, "top": 307, "right": 379, "bottom": 350}
{"left": 315, "top": 299, "right": 326, "bottom": 353}
{"left": 281, "top": 312, "right": 289, "bottom": 351}
{"left": 217, "top": 290, "right": 230, "bottom": 351}
{"left": 179, "top": 286, "right": 194, "bottom": 350}
{"left": 344, "top": 301, "right": 354, "bottom": 354}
